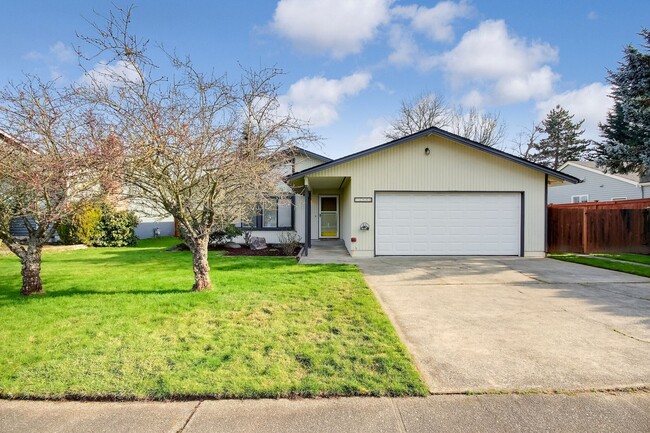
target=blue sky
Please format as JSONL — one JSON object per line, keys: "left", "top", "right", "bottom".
{"left": 1, "top": 1, "right": 648, "bottom": 158}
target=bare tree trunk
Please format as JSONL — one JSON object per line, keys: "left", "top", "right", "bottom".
{"left": 20, "top": 245, "right": 44, "bottom": 296}
{"left": 186, "top": 234, "right": 212, "bottom": 291}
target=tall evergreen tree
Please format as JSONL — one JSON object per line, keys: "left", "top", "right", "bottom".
{"left": 597, "top": 28, "right": 650, "bottom": 175}
{"left": 530, "top": 105, "right": 590, "bottom": 170}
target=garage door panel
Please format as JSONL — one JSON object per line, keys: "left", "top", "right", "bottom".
{"left": 376, "top": 192, "right": 521, "bottom": 256}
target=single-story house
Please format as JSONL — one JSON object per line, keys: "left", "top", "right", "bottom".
{"left": 288, "top": 127, "right": 578, "bottom": 258}
{"left": 548, "top": 161, "right": 650, "bottom": 204}
{"left": 226, "top": 148, "right": 332, "bottom": 244}
{"left": 130, "top": 148, "right": 333, "bottom": 241}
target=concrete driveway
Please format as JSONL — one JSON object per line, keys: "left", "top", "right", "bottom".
{"left": 358, "top": 257, "right": 650, "bottom": 393}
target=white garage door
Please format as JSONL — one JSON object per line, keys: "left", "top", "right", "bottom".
{"left": 376, "top": 192, "right": 521, "bottom": 256}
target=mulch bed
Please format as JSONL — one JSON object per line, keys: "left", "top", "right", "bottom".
{"left": 168, "top": 243, "right": 300, "bottom": 257}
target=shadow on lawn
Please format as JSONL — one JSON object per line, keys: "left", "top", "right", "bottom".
{"left": 49, "top": 248, "right": 300, "bottom": 272}
{"left": 0, "top": 246, "right": 360, "bottom": 303}
{"left": 0, "top": 285, "right": 195, "bottom": 302}
{"left": 39, "top": 286, "right": 193, "bottom": 298}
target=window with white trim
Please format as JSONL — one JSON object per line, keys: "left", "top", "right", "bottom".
{"left": 236, "top": 196, "right": 294, "bottom": 230}
{"left": 571, "top": 194, "right": 589, "bottom": 203}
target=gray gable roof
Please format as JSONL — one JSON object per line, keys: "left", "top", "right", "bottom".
{"left": 289, "top": 126, "right": 579, "bottom": 183}
{"left": 294, "top": 146, "right": 332, "bottom": 162}
{"left": 563, "top": 160, "right": 645, "bottom": 184}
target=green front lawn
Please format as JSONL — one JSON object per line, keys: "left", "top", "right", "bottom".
{"left": 550, "top": 254, "right": 650, "bottom": 278}
{"left": 0, "top": 238, "right": 427, "bottom": 399}
{"left": 592, "top": 253, "right": 650, "bottom": 266}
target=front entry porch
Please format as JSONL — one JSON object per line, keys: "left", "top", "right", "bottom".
{"left": 299, "top": 239, "right": 355, "bottom": 264}
{"left": 292, "top": 174, "right": 355, "bottom": 259}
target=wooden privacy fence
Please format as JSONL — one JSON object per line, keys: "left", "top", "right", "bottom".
{"left": 547, "top": 199, "right": 650, "bottom": 254}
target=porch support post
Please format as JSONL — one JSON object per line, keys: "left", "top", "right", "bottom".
{"left": 304, "top": 188, "right": 311, "bottom": 255}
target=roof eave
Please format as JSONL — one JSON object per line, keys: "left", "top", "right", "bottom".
{"left": 288, "top": 127, "right": 580, "bottom": 184}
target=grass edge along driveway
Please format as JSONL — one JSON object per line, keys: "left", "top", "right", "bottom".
{"left": 0, "top": 238, "right": 427, "bottom": 400}
{"left": 549, "top": 253, "right": 650, "bottom": 278}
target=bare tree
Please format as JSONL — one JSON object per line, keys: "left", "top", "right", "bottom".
{"left": 0, "top": 78, "right": 113, "bottom": 295}
{"left": 386, "top": 92, "right": 506, "bottom": 148}
{"left": 77, "top": 7, "right": 314, "bottom": 291}
{"left": 385, "top": 93, "right": 450, "bottom": 140}
{"left": 512, "top": 122, "right": 542, "bottom": 159}
{"left": 448, "top": 107, "right": 505, "bottom": 149}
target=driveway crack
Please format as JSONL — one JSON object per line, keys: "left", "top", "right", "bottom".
{"left": 613, "top": 328, "right": 650, "bottom": 344}
{"left": 390, "top": 399, "right": 407, "bottom": 433}
{"left": 177, "top": 400, "right": 202, "bottom": 433}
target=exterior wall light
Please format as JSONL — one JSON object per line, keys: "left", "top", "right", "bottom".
{"left": 425, "top": 147, "right": 430, "bottom": 155}
{"left": 360, "top": 222, "right": 370, "bottom": 231}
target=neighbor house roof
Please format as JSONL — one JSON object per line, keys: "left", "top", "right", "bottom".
{"left": 0, "top": 129, "right": 36, "bottom": 154}
{"left": 294, "top": 146, "right": 332, "bottom": 162}
{"left": 559, "top": 161, "right": 647, "bottom": 185}
{"left": 289, "top": 126, "right": 579, "bottom": 184}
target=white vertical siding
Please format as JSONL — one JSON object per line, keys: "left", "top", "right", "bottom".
{"left": 307, "top": 135, "right": 547, "bottom": 257}
{"left": 293, "top": 194, "right": 305, "bottom": 243}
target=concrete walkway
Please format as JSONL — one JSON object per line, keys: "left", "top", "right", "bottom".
{"left": 300, "top": 240, "right": 357, "bottom": 264}
{"left": 2, "top": 392, "right": 650, "bottom": 432}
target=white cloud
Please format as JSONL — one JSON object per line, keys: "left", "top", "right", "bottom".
{"left": 587, "top": 11, "right": 598, "bottom": 20}
{"left": 23, "top": 50, "right": 44, "bottom": 61}
{"left": 439, "top": 20, "right": 559, "bottom": 104}
{"left": 387, "top": 25, "right": 419, "bottom": 66}
{"left": 393, "top": 1, "right": 473, "bottom": 42}
{"left": 387, "top": 24, "right": 437, "bottom": 70}
{"left": 280, "top": 72, "right": 372, "bottom": 127}
{"left": 271, "top": 0, "right": 393, "bottom": 58}
{"left": 536, "top": 82, "right": 613, "bottom": 140}
{"left": 23, "top": 41, "right": 75, "bottom": 63}
{"left": 79, "top": 60, "right": 140, "bottom": 90}
{"left": 494, "top": 65, "right": 558, "bottom": 103}
{"left": 461, "top": 89, "right": 485, "bottom": 107}
{"left": 355, "top": 118, "right": 391, "bottom": 149}
{"left": 49, "top": 41, "right": 75, "bottom": 63}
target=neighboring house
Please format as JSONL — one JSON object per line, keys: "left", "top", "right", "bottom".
{"left": 288, "top": 126, "right": 578, "bottom": 258}
{"left": 1, "top": 130, "right": 36, "bottom": 239}
{"left": 548, "top": 161, "right": 650, "bottom": 204}
{"left": 130, "top": 204, "right": 177, "bottom": 240}
{"left": 3, "top": 126, "right": 331, "bottom": 242}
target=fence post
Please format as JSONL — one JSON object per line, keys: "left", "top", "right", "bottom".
{"left": 582, "top": 208, "right": 588, "bottom": 254}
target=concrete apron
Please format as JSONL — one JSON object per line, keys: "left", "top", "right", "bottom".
{"left": 357, "top": 256, "right": 650, "bottom": 394}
